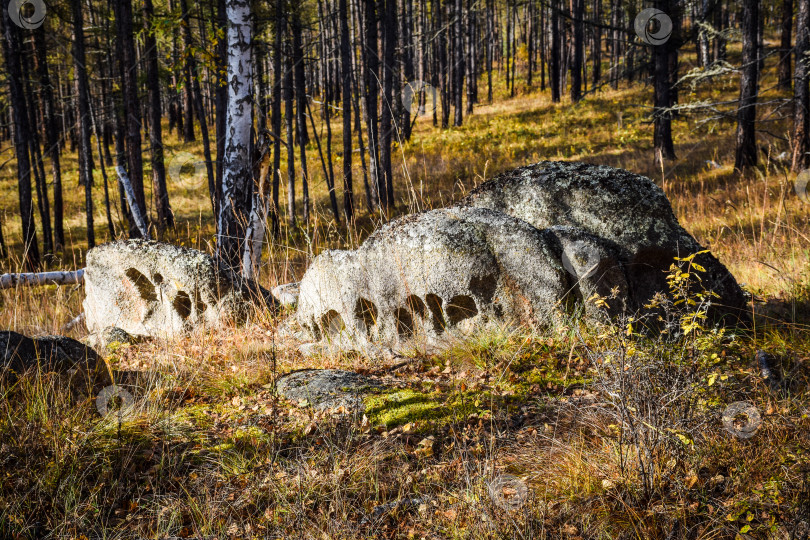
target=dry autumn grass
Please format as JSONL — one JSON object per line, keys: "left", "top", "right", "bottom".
{"left": 0, "top": 38, "right": 809, "bottom": 539}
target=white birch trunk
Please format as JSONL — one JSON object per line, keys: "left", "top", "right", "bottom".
{"left": 242, "top": 143, "right": 272, "bottom": 280}
{"left": 116, "top": 166, "right": 151, "bottom": 240}
{"left": 217, "top": 0, "right": 254, "bottom": 272}
{"left": 0, "top": 269, "right": 85, "bottom": 289}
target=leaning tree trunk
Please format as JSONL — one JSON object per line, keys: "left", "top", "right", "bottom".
{"left": 735, "top": 0, "right": 760, "bottom": 170}
{"left": 792, "top": 0, "right": 810, "bottom": 171}
{"left": 144, "top": 0, "right": 173, "bottom": 234}
{"left": 219, "top": 0, "right": 254, "bottom": 273}
{"left": 0, "top": 8, "right": 39, "bottom": 269}
{"left": 72, "top": 0, "right": 95, "bottom": 248}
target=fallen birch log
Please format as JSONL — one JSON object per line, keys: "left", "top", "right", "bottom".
{"left": 0, "top": 269, "right": 85, "bottom": 289}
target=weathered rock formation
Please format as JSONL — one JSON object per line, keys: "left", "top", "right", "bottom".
{"left": 295, "top": 161, "right": 747, "bottom": 353}
{"left": 297, "top": 206, "right": 571, "bottom": 349}
{"left": 463, "top": 161, "right": 747, "bottom": 317}
{"left": 83, "top": 240, "right": 271, "bottom": 338}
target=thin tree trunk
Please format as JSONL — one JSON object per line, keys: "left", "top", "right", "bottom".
{"left": 780, "top": 0, "right": 794, "bottom": 89}
{"left": 379, "top": 0, "right": 397, "bottom": 208}
{"left": 181, "top": 0, "right": 196, "bottom": 142}
{"left": 113, "top": 0, "right": 148, "bottom": 235}
{"left": 291, "top": 11, "right": 310, "bottom": 224}
{"left": 551, "top": 0, "right": 561, "bottom": 102}
{"left": 271, "top": 0, "right": 283, "bottom": 236}
{"left": 570, "top": 0, "right": 584, "bottom": 102}
{"left": 22, "top": 51, "right": 52, "bottom": 256}
{"left": 341, "top": 0, "right": 355, "bottom": 220}
{"left": 144, "top": 0, "right": 173, "bottom": 233}
{"left": 215, "top": 0, "right": 228, "bottom": 223}
{"left": 1, "top": 8, "right": 40, "bottom": 269}
{"left": 33, "top": 28, "right": 63, "bottom": 251}
{"left": 653, "top": 0, "right": 676, "bottom": 164}
{"left": 73, "top": 0, "right": 95, "bottom": 248}
{"left": 735, "top": 0, "right": 760, "bottom": 170}
{"left": 792, "top": 0, "right": 810, "bottom": 171}
{"left": 285, "top": 49, "right": 297, "bottom": 226}
{"left": 453, "top": 0, "right": 464, "bottom": 125}
{"left": 364, "top": 0, "right": 382, "bottom": 204}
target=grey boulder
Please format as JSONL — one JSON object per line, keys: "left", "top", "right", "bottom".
{"left": 463, "top": 161, "right": 747, "bottom": 320}
{"left": 83, "top": 240, "right": 271, "bottom": 338}
{"left": 296, "top": 206, "right": 570, "bottom": 350}
{"left": 0, "top": 331, "right": 111, "bottom": 384}
{"left": 276, "top": 369, "right": 383, "bottom": 411}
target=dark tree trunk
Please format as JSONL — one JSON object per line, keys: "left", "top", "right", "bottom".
{"left": 486, "top": 0, "right": 493, "bottom": 101}
{"left": 180, "top": 0, "right": 196, "bottom": 142}
{"left": 285, "top": 49, "right": 297, "bottom": 225}
{"left": 735, "top": 0, "right": 760, "bottom": 170}
{"left": 291, "top": 10, "right": 310, "bottom": 224}
{"left": 780, "top": 0, "right": 794, "bottom": 89}
{"left": 215, "top": 0, "right": 228, "bottom": 222}
{"left": 792, "top": 0, "right": 810, "bottom": 171}
{"left": 570, "top": 0, "right": 584, "bottom": 102}
{"left": 73, "top": 0, "right": 95, "bottom": 248}
{"left": 22, "top": 48, "right": 52, "bottom": 256}
{"left": 113, "top": 0, "right": 148, "bottom": 234}
{"left": 144, "top": 0, "right": 173, "bottom": 233}
{"left": 271, "top": 0, "right": 282, "bottom": 236}
{"left": 341, "top": 0, "right": 355, "bottom": 220}
{"left": 33, "top": 28, "right": 63, "bottom": 251}
{"left": 364, "top": 0, "right": 382, "bottom": 203}
{"left": 653, "top": 0, "right": 676, "bottom": 163}
{"left": 1, "top": 8, "right": 40, "bottom": 269}
{"left": 453, "top": 0, "right": 464, "bottom": 125}
{"left": 592, "top": 0, "right": 601, "bottom": 86}
{"left": 379, "top": 0, "right": 396, "bottom": 208}
{"left": 551, "top": 0, "right": 561, "bottom": 102}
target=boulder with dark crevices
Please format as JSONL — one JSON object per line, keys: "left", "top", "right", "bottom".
{"left": 83, "top": 240, "right": 273, "bottom": 339}
{"left": 463, "top": 161, "right": 747, "bottom": 320}
{"left": 295, "top": 161, "right": 747, "bottom": 354}
{"left": 296, "top": 206, "right": 571, "bottom": 351}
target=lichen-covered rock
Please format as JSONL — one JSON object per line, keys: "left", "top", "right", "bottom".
{"left": 276, "top": 369, "right": 383, "bottom": 411}
{"left": 83, "top": 240, "right": 271, "bottom": 338}
{"left": 463, "top": 161, "right": 747, "bottom": 320}
{"left": 297, "top": 206, "right": 570, "bottom": 350}
{"left": 0, "top": 331, "right": 111, "bottom": 384}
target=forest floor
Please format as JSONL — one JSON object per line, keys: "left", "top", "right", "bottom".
{"left": 1, "top": 42, "right": 810, "bottom": 538}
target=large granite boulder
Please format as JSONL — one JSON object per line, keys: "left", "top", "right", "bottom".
{"left": 294, "top": 162, "right": 747, "bottom": 353}
{"left": 0, "top": 331, "right": 111, "bottom": 384}
{"left": 297, "top": 206, "right": 571, "bottom": 349}
{"left": 463, "top": 161, "right": 747, "bottom": 320}
{"left": 83, "top": 240, "right": 271, "bottom": 338}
